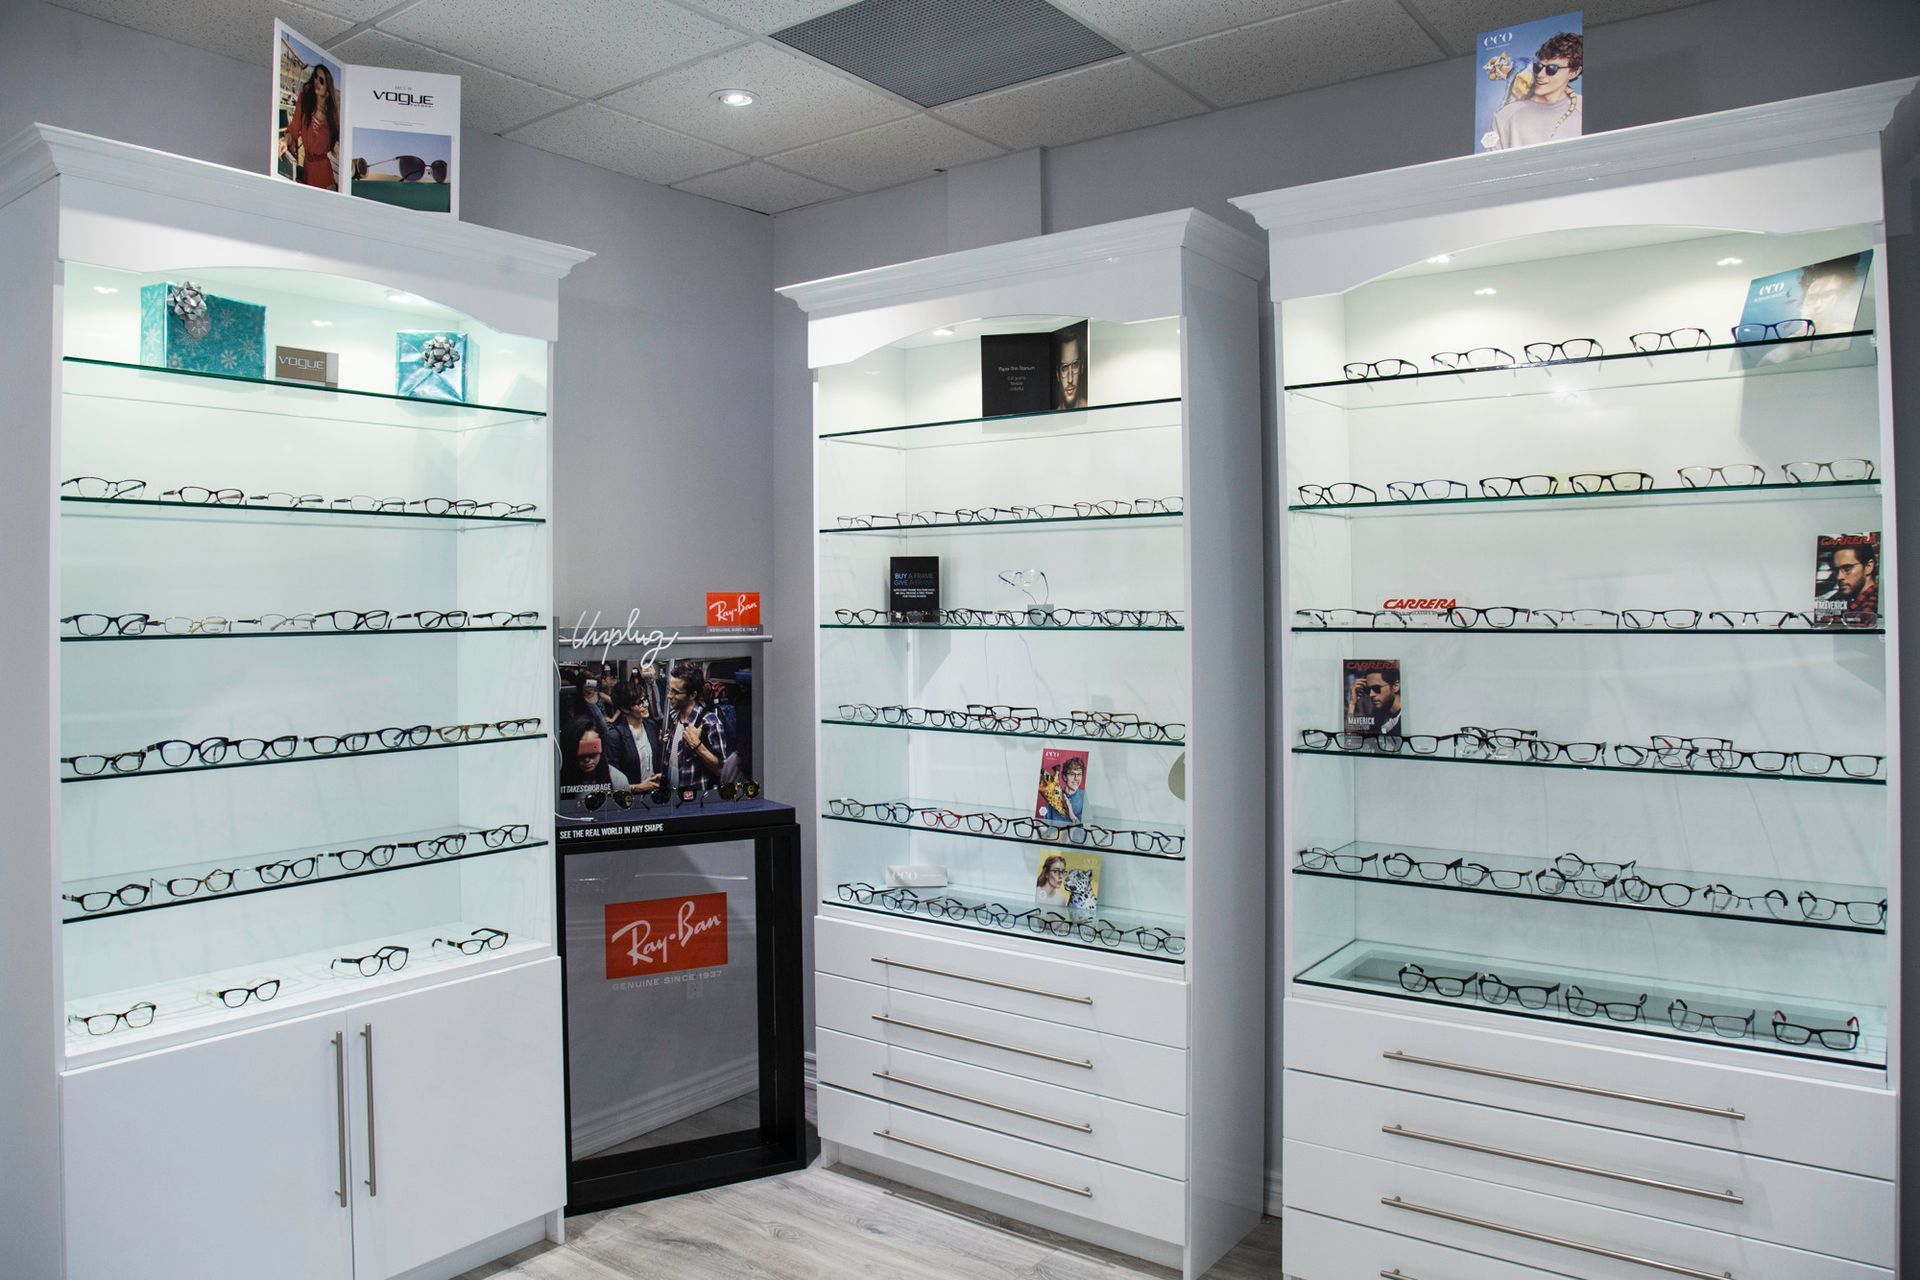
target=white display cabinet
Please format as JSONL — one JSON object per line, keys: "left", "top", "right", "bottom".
{"left": 0, "top": 126, "right": 589, "bottom": 1279}
{"left": 780, "top": 211, "right": 1268, "bottom": 1277}
{"left": 1235, "top": 80, "right": 1916, "bottom": 1280}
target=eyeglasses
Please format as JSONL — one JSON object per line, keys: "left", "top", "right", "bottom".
{"left": 354, "top": 154, "right": 449, "bottom": 182}
{"left": 1522, "top": 338, "right": 1604, "bottom": 364}
{"left": 210, "top": 979, "right": 280, "bottom": 1009}
{"left": 828, "top": 797, "right": 914, "bottom": 823}
{"left": 836, "top": 497, "right": 1181, "bottom": 527}
{"left": 1617, "top": 876, "right": 1707, "bottom": 908}
{"left": 1533, "top": 867, "right": 1618, "bottom": 899}
{"left": 248, "top": 491, "right": 326, "bottom": 508}
{"left": 1797, "top": 891, "right": 1887, "bottom": 926}
{"left": 329, "top": 845, "right": 396, "bottom": 871}
{"left": 1343, "top": 359, "right": 1420, "bottom": 380}
{"left": 1677, "top": 463, "right": 1767, "bottom": 487}
{"left": 1447, "top": 606, "right": 1530, "bottom": 629}
{"left": 1298, "top": 482, "right": 1378, "bottom": 505}
{"left": 1386, "top": 479, "right": 1468, "bottom": 501}
{"left": 1567, "top": 471, "right": 1654, "bottom": 493}
{"left": 1621, "top": 609, "right": 1702, "bottom": 630}
{"left": 1398, "top": 964, "right": 1479, "bottom": 998}
{"left": 398, "top": 833, "right": 469, "bottom": 858}
{"left": 1782, "top": 458, "right": 1874, "bottom": 483}
{"left": 1478, "top": 973, "right": 1560, "bottom": 1009}
{"left": 1703, "top": 884, "right": 1790, "bottom": 916}
{"left": 1296, "top": 847, "right": 1377, "bottom": 875}
{"left": 160, "top": 868, "right": 237, "bottom": 899}
{"left": 476, "top": 823, "right": 531, "bottom": 847}
{"left": 63, "top": 750, "right": 149, "bottom": 776}
{"left": 433, "top": 927, "right": 509, "bottom": 955}
{"left": 162, "top": 486, "right": 245, "bottom": 505}
{"left": 1628, "top": 328, "right": 1712, "bottom": 352}
{"left": 69, "top": 1002, "right": 157, "bottom": 1036}
{"left": 1478, "top": 475, "right": 1557, "bottom": 497}
{"left": 1732, "top": 319, "right": 1815, "bottom": 342}
{"left": 255, "top": 857, "right": 320, "bottom": 884}
{"left": 581, "top": 789, "right": 635, "bottom": 811}
{"left": 148, "top": 736, "right": 235, "bottom": 767}
{"left": 1295, "top": 609, "right": 1411, "bottom": 630}
{"left": 1771, "top": 1011, "right": 1859, "bottom": 1051}
{"left": 62, "top": 613, "right": 152, "bottom": 636}
{"left": 1430, "top": 347, "right": 1513, "bottom": 371}
{"left": 64, "top": 881, "right": 155, "bottom": 912}
{"left": 1668, "top": 999, "right": 1753, "bottom": 1039}
{"left": 1706, "top": 610, "right": 1817, "bottom": 630}
{"left": 718, "top": 780, "right": 762, "bottom": 800}
{"left": 1564, "top": 987, "right": 1646, "bottom": 1023}
{"left": 61, "top": 476, "right": 145, "bottom": 499}
{"left": 1534, "top": 609, "right": 1619, "bottom": 629}
{"left": 332, "top": 945, "right": 409, "bottom": 977}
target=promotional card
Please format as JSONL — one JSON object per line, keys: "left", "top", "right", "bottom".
{"left": 272, "top": 21, "right": 346, "bottom": 192}
{"left": 1475, "top": 11, "right": 1583, "bottom": 153}
{"left": 1033, "top": 746, "right": 1091, "bottom": 831}
{"left": 1814, "top": 532, "right": 1881, "bottom": 626}
{"left": 1737, "top": 251, "right": 1873, "bottom": 362}
{"left": 346, "top": 68, "right": 461, "bottom": 216}
{"left": 1034, "top": 849, "right": 1101, "bottom": 918}
{"left": 888, "top": 556, "right": 940, "bottom": 623}
{"left": 980, "top": 332, "right": 1053, "bottom": 417}
{"left": 1344, "top": 659, "right": 1403, "bottom": 738}
{"left": 1051, "top": 320, "right": 1089, "bottom": 409}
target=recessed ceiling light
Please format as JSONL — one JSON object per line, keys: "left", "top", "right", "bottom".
{"left": 1426, "top": 254, "right": 1453, "bottom": 265}
{"left": 1474, "top": 287, "right": 1498, "bottom": 296}
{"left": 312, "top": 319, "right": 333, "bottom": 328}
{"left": 1717, "top": 257, "right": 1744, "bottom": 266}
{"left": 91, "top": 285, "right": 118, "bottom": 294}
{"left": 932, "top": 327, "right": 954, "bottom": 337}
{"left": 712, "top": 88, "right": 756, "bottom": 107}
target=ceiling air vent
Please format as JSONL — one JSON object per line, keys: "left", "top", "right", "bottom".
{"left": 772, "top": 0, "right": 1123, "bottom": 109}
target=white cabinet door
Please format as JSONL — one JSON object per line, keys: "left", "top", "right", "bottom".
{"left": 349, "top": 958, "right": 566, "bottom": 1279}
{"left": 62, "top": 1008, "right": 356, "bottom": 1280}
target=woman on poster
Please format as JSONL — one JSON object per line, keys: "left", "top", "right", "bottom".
{"left": 281, "top": 61, "right": 339, "bottom": 189}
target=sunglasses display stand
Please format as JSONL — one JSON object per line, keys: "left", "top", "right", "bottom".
{"left": 0, "top": 126, "right": 592, "bottom": 1280}
{"left": 783, "top": 212, "right": 1269, "bottom": 1277}
{"left": 1237, "top": 79, "right": 1915, "bottom": 1280}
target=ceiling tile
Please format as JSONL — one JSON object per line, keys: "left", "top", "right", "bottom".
{"left": 674, "top": 0, "right": 859, "bottom": 35}
{"left": 600, "top": 42, "right": 912, "bottom": 156}
{"left": 505, "top": 103, "right": 747, "bottom": 184}
{"left": 1049, "top": 0, "right": 1329, "bottom": 50}
{"left": 673, "top": 160, "right": 847, "bottom": 213}
{"left": 382, "top": 0, "right": 745, "bottom": 97}
{"left": 769, "top": 113, "right": 1002, "bottom": 191}
{"left": 44, "top": 0, "right": 352, "bottom": 64}
{"left": 934, "top": 56, "right": 1205, "bottom": 150}
{"left": 299, "top": 0, "right": 405, "bottom": 20}
{"left": 330, "top": 29, "right": 575, "bottom": 134}
{"left": 1404, "top": 0, "right": 1707, "bottom": 55}
{"left": 1148, "top": 0, "right": 1444, "bottom": 109}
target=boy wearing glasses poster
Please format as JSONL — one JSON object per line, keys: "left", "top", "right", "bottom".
{"left": 1475, "top": 14, "right": 1583, "bottom": 153}
{"left": 1034, "top": 748, "right": 1091, "bottom": 834}
{"left": 1345, "top": 659, "right": 1403, "bottom": 739}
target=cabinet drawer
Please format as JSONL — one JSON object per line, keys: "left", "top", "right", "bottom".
{"left": 1284, "top": 1139, "right": 1891, "bottom": 1280}
{"left": 818, "top": 973, "right": 1186, "bottom": 1112}
{"left": 1286, "top": 1069, "right": 1891, "bottom": 1267}
{"left": 820, "top": 1028, "right": 1186, "bottom": 1179}
{"left": 1283, "top": 1208, "right": 1570, "bottom": 1280}
{"left": 820, "top": 1084, "right": 1185, "bottom": 1245}
{"left": 1286, "top": 998, "right": 1893, "bottom": 1177}
{"left": 817, "top": 916, "right": 1187, "bottom": 1047}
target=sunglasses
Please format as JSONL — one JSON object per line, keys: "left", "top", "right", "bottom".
{"left": 354, "top": 154, "right": 450, "bottom": 183}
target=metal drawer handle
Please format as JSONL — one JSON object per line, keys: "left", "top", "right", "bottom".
{"left": 875, "top": 1129, "right": 1093, "bottom": 1197}
{"left": 874, "top": 1071, "right": 1094, "bottom": 1133}
{"left": 361, "top": 1024, "right": 378, "bottom": 1197}
{"left": 872, "top": 956, "right": 1094, "bottom": 1004}
{"left": 331, "top": 1032, "right": 349, "bottom": 1208}
{"left": 1382, "top": 1272, "right": 1419, "bottom": 1279}
{"left": 872, "top": 1014, "right": 1093, "bottom": 1068}
{"left": 1384, "top": 1050, "right": 1744, "bottom": 1120}
{"left": 1384, "top": 1125, "right": 1742, "bottom": 1203}
{"left": 1383, "top": 1197, "right": 1733, "bottom": 1280}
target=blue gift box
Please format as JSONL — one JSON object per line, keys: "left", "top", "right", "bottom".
{"left": 396, "top": 330, "right": 468, "bottom": 402}
{"left": 139, "top": 282, "right": 266, "bottom": 378}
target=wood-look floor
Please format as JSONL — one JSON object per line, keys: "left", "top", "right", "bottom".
{"left": 460, "top": 1161, "right": 1282, "bottom": 1279}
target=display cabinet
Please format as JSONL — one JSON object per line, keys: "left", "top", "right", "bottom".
{"left": 0, "top": 125, "right": 589, "bottom": 1279}
{"left": 1235, "top": 79, "right": 1916, "bottom": 1280}
{"left": 779, "top": 210, "right": 1267, "bottom": 1277}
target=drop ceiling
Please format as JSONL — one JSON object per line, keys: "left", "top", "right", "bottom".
{"left": 45, "top": 0, "right": 1707, "bottom": 215}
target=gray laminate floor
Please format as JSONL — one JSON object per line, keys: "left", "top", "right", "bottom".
{"left": 459, "top": 1160, "right": 1282, "bottom": 1279}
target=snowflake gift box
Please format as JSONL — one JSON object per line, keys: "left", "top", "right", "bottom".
{"left": 396, "top": 330, "right": 468, "bottom": 402}
{"left": 139, "top": 281, "right": 266, "bottom": 378}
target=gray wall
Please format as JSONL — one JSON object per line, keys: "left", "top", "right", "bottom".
{"left": 771, "top": 0, "right": 1920, "bottom": 1204}
{"left": 0, "top": 0, "right": 777, "bottom": 626}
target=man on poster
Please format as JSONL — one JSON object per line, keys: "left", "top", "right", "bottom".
{"left": 664, "top": 662, "right": 730, "bottom": 793}
{"left": 1484, "top": 29, "right": 1583, "bottom": 150}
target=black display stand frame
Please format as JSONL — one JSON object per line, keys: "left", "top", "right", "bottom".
{"left": 557, "top": 813, "right": 809, "bottom": 1213}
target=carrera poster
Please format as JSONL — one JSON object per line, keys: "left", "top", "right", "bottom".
{"left": 347, "top": 68, "right": 461, "bottom": 216}
{"left": 1475, "top": 12, "right": 1583, "bottom": 153}
{"left": 273, "top": 21, "right": 345, "bottom": 192}
{"left": 1344, "top": 659, "right": 1403, "bottom": 738}
{"left": 1814, "top": 532, "right": 1880, "bottom": 627}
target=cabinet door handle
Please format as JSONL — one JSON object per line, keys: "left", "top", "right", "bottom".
{"left": 331, "top": 1032, "right": 349, "bottom": 1208}
{"left": 871, "top": 956, "right": 1094, "bottom": 1004}
{"left": 1382, "top": 1197, "right": 1734, "bottom": 1279}
{"left": 1383, "top": 1050, "right": 1744, "bottom": 1119}
{"left": 874, "top": 1071, "right": 1094, "bottom": 1132}
{"left": 871, "top": 1014, "right": 1092, "bottom": 1068}
{"left": 361, "top": 1024, "right": 378, "bottom": 1197}
{"left": 1383, "top": 1125, "right": 1742, "bottom": 1203}
{"left": 875, "top": 1130, "right": 1093, "bottom": 1197}
{"left": 1382, "top": 1272, "right": 1420, "bottom": 1279}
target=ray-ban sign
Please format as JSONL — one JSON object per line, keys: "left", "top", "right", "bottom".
{"left": 605, "top": 893, "right": 728, "bottom": 978}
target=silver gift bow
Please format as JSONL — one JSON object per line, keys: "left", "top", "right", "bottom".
{"left": 166, "top": 281, "right": 211, "bottom": 339}
{"left": 420, "top": 334, "right": 461, "bottom": 374}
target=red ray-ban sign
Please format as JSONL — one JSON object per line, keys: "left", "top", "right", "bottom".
{"left": 605, "top": 893, "right": 728, "bottom": 978}
{"left": 706, "top": 592, "right": 760, "bottom": 628}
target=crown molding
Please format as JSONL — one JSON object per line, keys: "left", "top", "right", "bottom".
{"left": 777, "top": 208, "right": 1265, "bottom": 315}
{"left": 1232, "top": 79, "right": 1919, "bottom": 237}
{"left": 0, "top": 124, "right": 592, "bottom": 279}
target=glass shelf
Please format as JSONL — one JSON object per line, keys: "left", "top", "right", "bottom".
{"left": 1297, "top": 938, "right": 1884, "bottom": 1069}
{"left": 61, "top": 731, "right": 547, "bottom": 784}
{"left": 820, "top": 511, "right": 1182, "bottom": 536}
{"left": 64, "top": 624, "right": 546, "bottom": 644}
{"left": 820, "top": 718, "right": 1186, "bottom": 749}
{"left": 64, "top": 921, "right": 544, "bottom": 1063}
{"left": 1288, "top": 479, "right": 1878, "bottom": 517}
{"left": 823, "top": 799, "right": 1187, "bottom": 862}
{"left": 1291, "top": 842, "right": 1886, "bottom": 935}
{"left": 1291, "top": 623, "right": 1886, "bottom": 637}
{"left": 63, "top": 357, "right": 546, "bottom": 432}
{"left": 59, "top": 495, "right": 544, "bottom": 529}
{"left": 62, "top": 827, "right": 548, "bottom": 924}
{"left": 1292, "top": 745, "right": 1885, "bottom": 786}
{"left": 819, "top": 397, "right": 1181, "bottom": 450}
{"left": 828, "top": 881, "right": 1185, "bottom": 964}
{"left": 1283, "top": 331, "right": 1877, "bottom": 410}
{"left": 821, "top": 622, "right": 1184, "bottom": 633}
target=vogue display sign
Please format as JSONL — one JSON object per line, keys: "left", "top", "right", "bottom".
{"left": 604, "top": 893, "right": 728, "bottom": 978}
